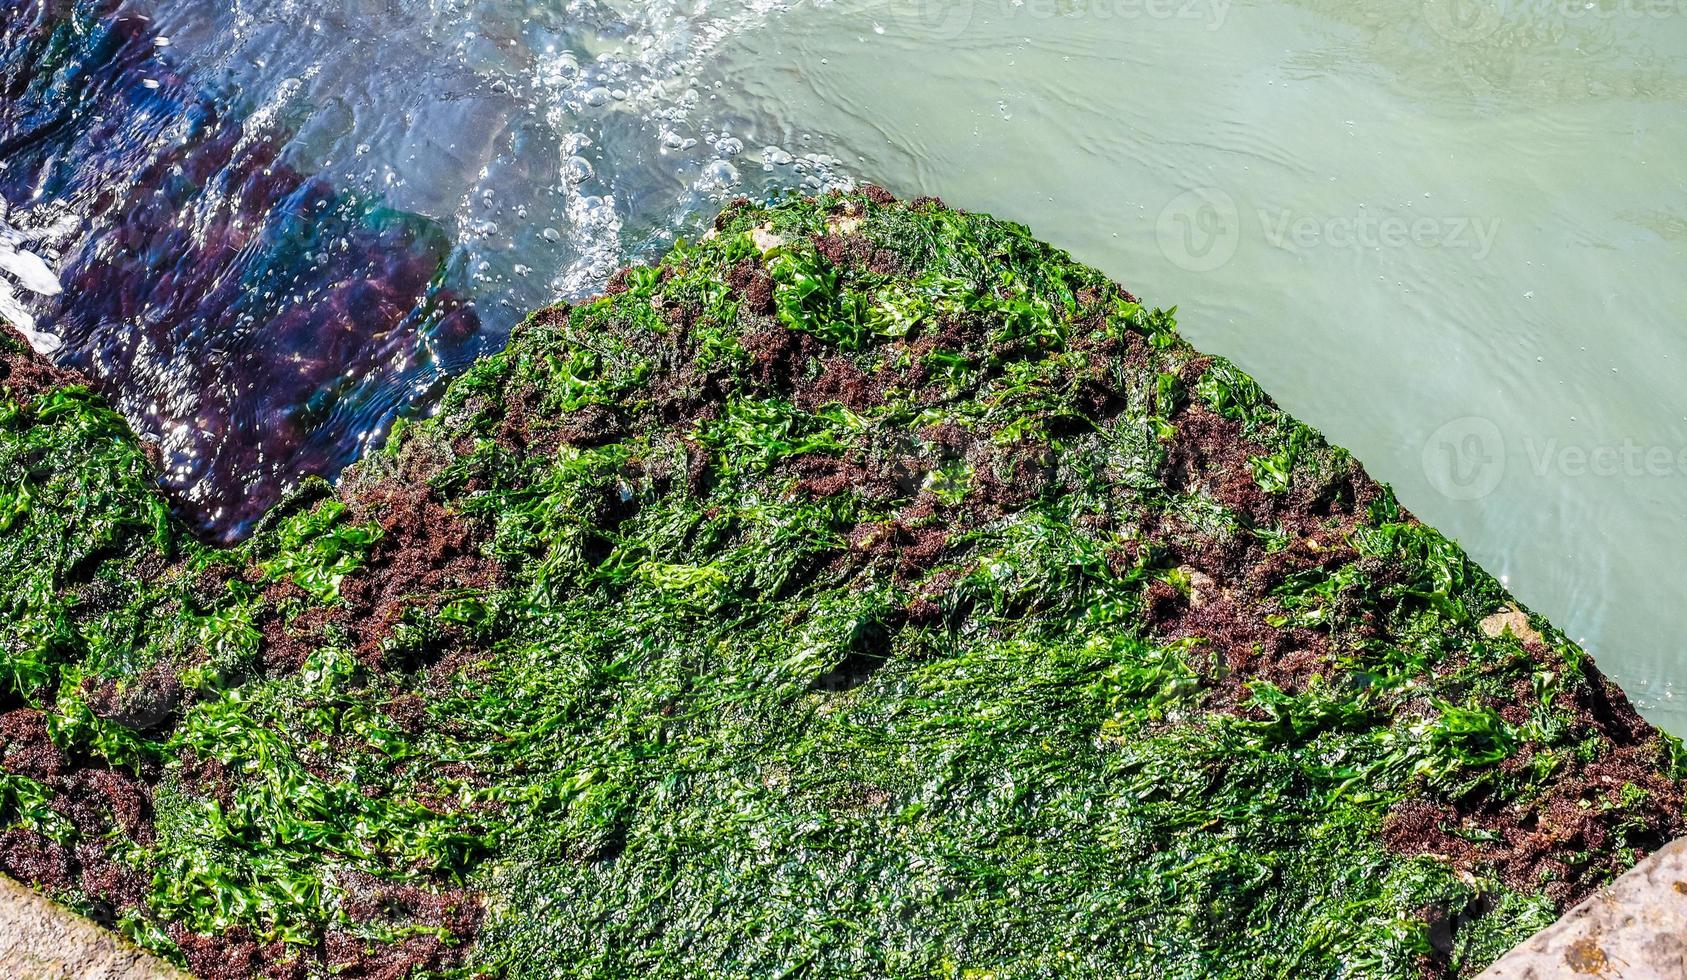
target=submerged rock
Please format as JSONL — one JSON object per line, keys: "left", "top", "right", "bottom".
{"left": 1, "top": 189, "right": 1683, "bottom": 978}
{"left": 0, "top": 1, "right": 481, "bottom": 542}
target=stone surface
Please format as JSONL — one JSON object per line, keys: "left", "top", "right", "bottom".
{"left": 1480, "top": 606, "right": 1546, "bottom": 647}
{"left": 749, "top": 223, "right": 785, "bottom": 253}
{"left": 1481, "top": 837, "right": 1687, "bottom": 979}
{"left": 0, "top": 876, "right": 184, "bottom": 979}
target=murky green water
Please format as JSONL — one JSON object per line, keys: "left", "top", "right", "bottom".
{"left": 713, "top": 0, "right": 1687, "bottom": 732}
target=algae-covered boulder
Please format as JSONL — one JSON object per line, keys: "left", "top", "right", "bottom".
{"left": 1, "top": 189, "right": 1683, "bottom": 979}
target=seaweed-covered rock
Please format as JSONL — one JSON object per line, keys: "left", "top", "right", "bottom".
{"left": 1, "top": 190, "right": 1683, "bottom": 979}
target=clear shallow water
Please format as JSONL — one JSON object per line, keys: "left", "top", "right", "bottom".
{"left": 0, "top": 0, "right": 841, "bottom": 536}
{"left": 4, "top": 0, "right": 1687, "bottom": 735}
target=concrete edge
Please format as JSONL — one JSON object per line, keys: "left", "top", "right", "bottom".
{"left": 1480, "top": 836, "right": 1687, "bottom": 979}
{"left": 0, "top": 875, "right": 186, "bottom": 980}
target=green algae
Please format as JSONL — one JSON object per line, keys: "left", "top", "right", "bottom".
{"left": 0, "top": 193, "right": 1683, "bottom": 978}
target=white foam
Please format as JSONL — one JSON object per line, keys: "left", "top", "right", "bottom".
{"left": 0, "top": 234, "right": 61, "bottom": 297}
{"left": 0, "top": 214, "right": 65, "bottom": 352}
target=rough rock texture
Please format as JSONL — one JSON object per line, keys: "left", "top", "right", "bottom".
{"left": 2, "top": 190, "right": 1685, "bottom": 978}
{"left": 0, "top": 874, "right": 184, "bottom": 979}
{"left": 1481, "top": 836, "right": 1687, "bottom": 979}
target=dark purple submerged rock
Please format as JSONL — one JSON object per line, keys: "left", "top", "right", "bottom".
{"left": 0, "top": 1, "right": 480, "bottom": 540}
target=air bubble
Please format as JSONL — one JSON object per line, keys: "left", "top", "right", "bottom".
{"left": 699, "top": 160, "right": 739, "bottom": 190}
{"left": 563, "top": 156, "right": 594, "bottom": 184}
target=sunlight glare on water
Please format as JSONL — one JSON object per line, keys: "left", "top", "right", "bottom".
{"left": 0, "top": 0, "right": 844, "bottom": 537}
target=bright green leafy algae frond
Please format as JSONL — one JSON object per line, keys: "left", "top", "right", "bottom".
{"left": 0, "top": 192, "right": 1682, "bottom": 979}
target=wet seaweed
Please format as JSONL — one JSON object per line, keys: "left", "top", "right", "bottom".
{"left": 1, "top": 191, "right": 1683, "bottom": 978}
